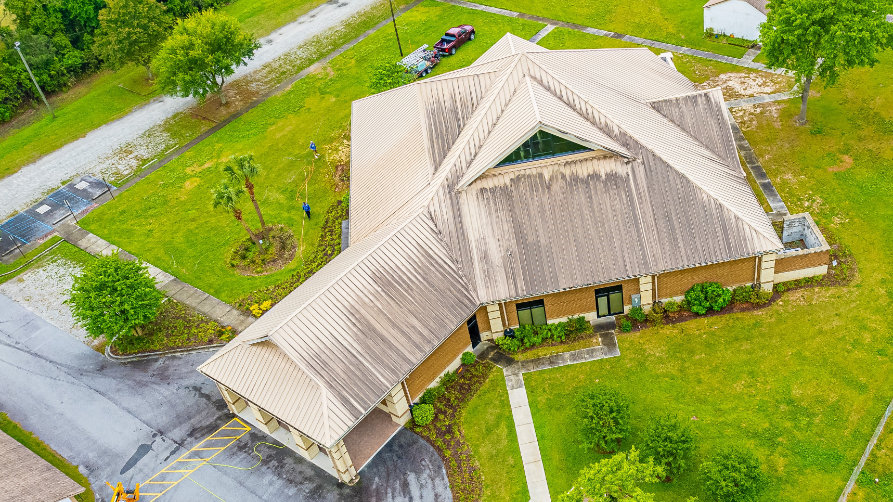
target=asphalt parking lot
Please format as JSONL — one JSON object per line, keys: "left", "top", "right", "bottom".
{"left": 0, "top": 294, "right": 452, "bottom": 502}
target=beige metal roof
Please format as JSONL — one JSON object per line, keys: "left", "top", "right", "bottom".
{"left": 704, "top": 0, "right": 769, "bottom": 15}
{"left": 474, "top": 32, "right": 548, "bottom": 65}
{"left": 201, "top": 34, "right": 783, "bottom": 447}
{"left": 0, "top": 430, "right": 85, "bottom": 502}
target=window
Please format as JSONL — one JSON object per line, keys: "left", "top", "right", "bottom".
{"left": 496, "top": 130, "right": 590, "bottom": 167}
{"left": 516, "top": 299, "right": 547, "bottom": 326}
{"left": 594, "top": 285, "right": 624, "bottom": 317}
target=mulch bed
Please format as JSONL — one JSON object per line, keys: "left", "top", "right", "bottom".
{"left": 409, "top": 361, "right": 495, "bottom": 502}
{"left": 109, "top": 299, "right": 236, "bottom": 356}
{"left": 618, "top": 295, "right": 782, "bottom": 333}
{"left": 233, "top": 198, "right": 348, "bottom": 312}
{"left": 227, "top": 224, "right": 297, "bottom": 276}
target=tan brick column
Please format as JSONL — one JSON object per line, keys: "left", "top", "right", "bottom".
{"left": 487, "top": 304, "right": 503, "bottom": 333}
{"left": 759, "top": 253, "right": 776, "bottom": 291}
{"left": 330, "top": 440, "right": 358, "bottom": 484}
{"left": 639, "top": 276, "right": 654, "bottom": 310}
{"left": 247, "top": 403, "right": 279, "bottom": 434}
{"left": 384, "top": 382, "right": 411, "bottom": 425}
{"left": 216, "top": 383, "right": 247, "bottom": 414}
{"left": 289, "top": 430, "right": 319, "bottom": 460}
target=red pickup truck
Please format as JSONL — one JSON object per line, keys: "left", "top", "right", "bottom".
{"left": 434, "top": 25, "right": 475, "bottom": 56}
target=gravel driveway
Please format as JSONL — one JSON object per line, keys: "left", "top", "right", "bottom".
{"left": 0, "top": 0, "right": 380, "bottom": 220}
{"left": 0, "top": 294, "right": 452, "bottom": 502}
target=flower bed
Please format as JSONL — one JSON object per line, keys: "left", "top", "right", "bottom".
{"left": 109, "top": 299, "right": 236, "bottom": 356}
{"left": 227, "top": 224, "right": 297, "bottom": 276}
{"left": 493, "top": 315, "right": 592, "bottom": 355}
{"left": 409, "top": 359, "right": 495, "bottom": 502}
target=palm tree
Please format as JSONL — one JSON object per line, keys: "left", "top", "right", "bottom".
{"left": 211, "top": 181, "right": 261, "bottom": 250}
{"left": 223, "top": 154, "right": 265, "bottom": 229}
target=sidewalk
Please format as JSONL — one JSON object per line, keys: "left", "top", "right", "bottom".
{"left": 55, "top": 221, "right": 255, "bottom": 332}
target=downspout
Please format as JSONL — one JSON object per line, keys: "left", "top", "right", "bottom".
{"left": 754, "top": 256, "right": 760, "bottom": 285}
{"left": 500, "top": 301, "right": 507, "bottom": 331}
{"left": 402, "top": 379, "right": 412, "bottom": 405}
{"left": 653, "top": 274, "right": 658, "bottom": 302}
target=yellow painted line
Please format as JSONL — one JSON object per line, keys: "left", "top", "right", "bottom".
{"left": 137, "top": 418, "right": 252, "bottom": 502}
{"left": 193, "top": 447, "right": 226, "bottom": 451}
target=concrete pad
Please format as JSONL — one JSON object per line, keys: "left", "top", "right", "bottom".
{"left": 508, "top": 387, "right": 528, "bottom": 408}
{"left": 219, "top": 308, "right": 246, "bottom": 327}
{"left": 159, "top": 279, "right": 187, "bottom": 296}
{"left": 504, "top": 372, "right": 524, "bottom": 391}
{"left": 520, "top": 441, "right": 542, "bottom": 463}
{"left": 207, "top": 301, "right": 233, "bottom": 322}
{"left": 154, "top": 271, "right": 175, "bottom": 285}
{"left": 528, "top": 478, "right": 551, "bottom": 502}
{"left": 75, "top": 234, "right": 100, "bottom": 251}
{"left": 523, "top": 460, "right": 548, "bottom": 483}
{"left": 512, "top": 407, "right": 533, "bottom": 427}
{"left": 193, "top": 295, "right": 222, "bottom": 316}
{"left": 97, "top": 244, "right": 119, "bottom": 256}
{"left": 516, "top": 423, "right": 538, "bottom": 445}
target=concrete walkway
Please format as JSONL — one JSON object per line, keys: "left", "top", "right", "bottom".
{"left": 529, "top": 25, "right": 556, "bottom": 43}
{"left": 55, "top": 221, "right": 254, "bottom": 332}
{"left": 740, "top": 46, "right": 761, "bottom": 64}
{"left": 725, "top": 110, "right": 790, "bottom": 218}
{"left": 726, "top": 89, "right": 797, "bottom": 108}
{"left": 437, "top": 0, "right": 781, "bottom": 72}
{"left": 478, "top": 318, "right": 621, "bottom": 502}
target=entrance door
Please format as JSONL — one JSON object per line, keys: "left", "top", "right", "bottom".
{"left": 467, "top": 315, "right": 481, "bottom": 348}
{"left": 595, "top": 285, "right": 624, "bottom": 318}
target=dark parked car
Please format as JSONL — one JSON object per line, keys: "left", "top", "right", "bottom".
{"left": 434, "top": 25, "right": 475, "bottom": 55}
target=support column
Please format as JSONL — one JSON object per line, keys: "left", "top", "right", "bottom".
{"left": 384, "top": 382, "right": 411, "bottom": 425}
{"left": 759, "top": 253, "right": 776, "bottom": 291}
{"left": 330, "top": 440, "right": 359, "bottom": 485}
{"left": 247, "top": 402, "right": 279, "bottom": 434}
{"left": 216, "top": 383, "right": 247, "bottom": 414}
{"left": 639, "top": 275, "right": 654, "bottom": 310}
{"left": 289, "top": 430, "right": 320, "bottom": 460}
{"left": 487, "top": 304, "right": 503, "bottom": 333}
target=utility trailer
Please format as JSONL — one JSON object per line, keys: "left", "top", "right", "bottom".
{"left": 399, "top": 44, "right": 440, "bottom": 78}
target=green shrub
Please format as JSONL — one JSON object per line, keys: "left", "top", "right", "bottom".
{"left": 419, "top": 385, "right": 445, "bottom": 405}
{"left": 664, "top": 299, "right": 680, "bottom": 312}
{"left": 700, "top": 447, "right": 767, "bottom": 502}
{"left": 566, "top": 315, "right": 592, "bottom": 337}
{"left": 413, "top": 404, "right": 435, "bottom": 426}
{"left": 751, "top": 290, "right": 772, "bottom": 305}
{"left": 679, "top": 298, "right": 691, "bottom": 311}
{"left": 774, "top": 283, "right": 786, "bottom": 292}
{"left": 685, "top": 282, "right": 731, "bottom": 315}
{"left": 730, "top": 285, "right": 753, "bottom": 304}
{"left": 542, "top": 322, "right": 566, "bottom": 343}
{"left": 642, "top": 414, "right": 695, "bottom": 481}
{"left": 576, "top": 387, "right": 631, "bottom": 453}
{"left": 440, "top": 370, "right": 458, "bottom": 387}
{"left": 646, "top": 310, "right": 664, "bottom": 326}
{"left": 494, "top": 335, "right": 521, "bottom": 353}
{"left": 651, "top": 301, "right": 665, "bottom": 315}
{"left": 628, "top": 306, "right": 646, "bottom": 322}
{"left": 461, "top": 351, "right": 476, "bottom": 365}
{"left": 620, "top": 319, "right": 632, "bottom": 332}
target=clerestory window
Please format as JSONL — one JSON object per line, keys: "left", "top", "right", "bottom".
{"left": 496, "top": 130, "right": 590, "bottom": 167}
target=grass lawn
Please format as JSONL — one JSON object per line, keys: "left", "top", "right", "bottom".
{"left": 0, "top": 412, "right": 95, "bottom": 502}
{"left": 537, "top": 27, "right": 759, "bottom": 85}
{"left": 80, "top": 1, "right": 544, "bottom": 303}
{"left": 472, "top": 0, "right": 748, "bottom": 58}
{"left": 462, "top": 369, "right": 529, "bottom": 502}
{"left": 222, "top": 0, "right": 328, "bottom": 37}
{"left": 0, "top": 65, "right": 160, "bottom": 180}
{"left": 465, "top": 51, "right": 893, "bottom": 501}
{"left": 851, "top": 415, "right": 893, "bottom": 501}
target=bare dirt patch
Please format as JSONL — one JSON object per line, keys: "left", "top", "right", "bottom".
{"left": 696, "top": 71, "right": 793, "bottom": 101}
{"left": 731, "top": 101, "right": 785, "bottom": 129}
{"left": 827, "top": 154, "right": 854, "bottom": 172}
{"left": 227, "top": 224, "right": 297, "bottom": 276}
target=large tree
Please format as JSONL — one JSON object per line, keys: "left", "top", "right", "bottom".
{"left": 211, "top": 180, "right": 262, "bottom": 249}
{"left": 153, "top": 10, "right": 259, "bottom": 104}
{"left": 223, "top": 154, "right": 265, "bottom": 229}
{"left": 94, "top": 0, "right": 171, "bottom": 79}
{"left": 760, "top": 0, "right": 893, "bottom": 124}
{"left": 559, "top": 447, "right": 664, "bottom": 502}
{"left": 67, "top": 252, "right": 163, "bottom": 341}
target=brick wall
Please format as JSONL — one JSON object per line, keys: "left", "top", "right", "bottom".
{"left": 405, "top": 322, "right": 471, "bottom": 400}
{"left": 474, "top": 305, "right": 491, "bottom": 333}
{"left": 503, "top": 279, "right": 640, "bottom": 327}
{"left": 775, "top": 250, "right": 829, "bottom": 274}
{"left": 657, "top": 258, "right": 755, "bottom": 299}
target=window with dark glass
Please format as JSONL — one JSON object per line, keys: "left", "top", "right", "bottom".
{"left": 594, "top": 285, "right": 624, "bottom": 317}
{"left": 516, "top": 299, "right": 547, "bottom": 326}
{"left": 496, "top": 130, "right": 590, "bottom": 166}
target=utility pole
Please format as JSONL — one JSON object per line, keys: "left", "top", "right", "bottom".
{"left": 388, "top": 0, "right": 403, "bottom": 57}
{"left": 15, "top": 41, "right": 54, "bottom": 119}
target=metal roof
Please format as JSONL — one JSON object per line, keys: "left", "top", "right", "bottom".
{"left": 200, "top": 34, "right": 782, "bottom": 447}
{"left": 703, "top": 0, "right": 769, "bottom": 15}
{"left": 0, "top": 430, "right": 85, "bottom": 502}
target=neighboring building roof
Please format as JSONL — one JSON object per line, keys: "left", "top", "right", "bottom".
{"left": 200, "top": 33, "right": 782, "bottom": 449}
{"left": 704, "top": 0, "right": 769, "bottom": 15}
{"left": 0, "top": 430, "right": 85, "bottom": 502}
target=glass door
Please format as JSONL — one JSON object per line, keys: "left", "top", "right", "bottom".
{"left": 595, "top": 285, "right": 624, "bottom": 317}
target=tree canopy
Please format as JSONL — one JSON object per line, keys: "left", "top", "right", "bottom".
{"left": 559, "top": 447, "right": 664, "bottom": 502}
{"left": 67, "top": 252, "right": 163, "bottom": 341}
{"left": 368, "top": 59, "right": 415, "bottom": 93}
{"left": 153, "top": 10, "right": 259, "bottom": 104}
{"left": 94, "top": 0, "right": 171, "bottom": 78}
{"left": 760, "top": 0, "right": 893, "bottom": 123}
{"left": 700, "top": 446, "right": 767, "bottom": 502}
